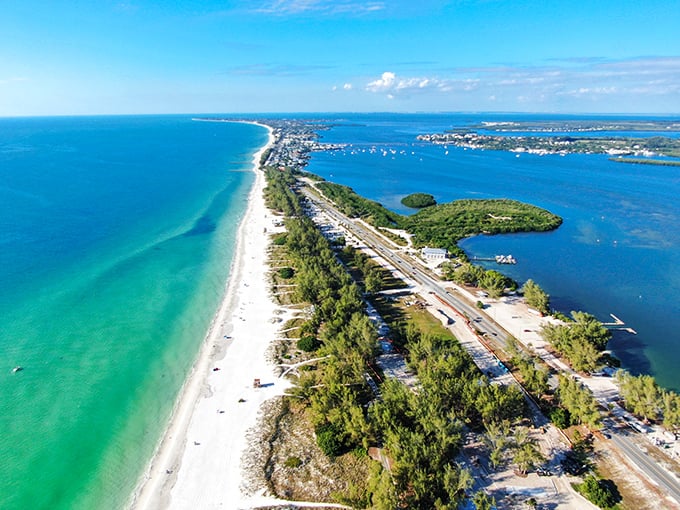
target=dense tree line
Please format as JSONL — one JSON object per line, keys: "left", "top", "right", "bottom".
{"left": 316, "top": 181, "right": 401, "bottom": 228}
{"left": 443, "top": 262, "right": 516, "bottom": 298}
{"left": 541, "top": 311, "right": 611, "bottom": 373}
{"left": 369, "top": 330, "right": 526, "bottom": 508}
{"left": 616, "top": 371, "right": 680, "bottom": 430}
{"left": 283, "top": 216, "right": 377, "bottom": 454}
{"left": 506, "top": 340, "right": 550, "bottom": 397}
{"left": 263, "top": 167, "right": 549, "bottom": 508}
{"left": 340, "top": 245, "right": 385, "bottom": 295}
{"left": 555, "top": 374, "right": 601, "bottom": 428}
{"left": 264, "top": 167, "right": 303, "bottom": 216}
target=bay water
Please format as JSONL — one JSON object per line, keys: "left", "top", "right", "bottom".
{"left": 305, "top": 113, "right": 680, "bottom": 391}
{"left": 1, "top": 112, "right": 678, "bottom": 507}
{"left": 0, "top": 116, "right": 267, "bottom": 509}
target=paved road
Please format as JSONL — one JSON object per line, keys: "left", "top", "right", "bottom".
{"left": 302, "top": 186, "right": 507, "bottom": 339}
{"left": 303, "top": 185, "right": 547, "bottom": 426}
{"left": 610, "top": 430, "right": 680, "bottom": 504}
{"left": 302, "top": 182, "right": 680, "bottom": 504}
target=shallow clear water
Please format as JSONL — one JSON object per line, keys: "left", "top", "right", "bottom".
{"left": 0, "top": 116, "right": 268, "bottom": 509}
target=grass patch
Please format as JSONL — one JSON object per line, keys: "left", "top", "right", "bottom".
{"left": 284, "top": 456, "right": 303, "bottom": 468}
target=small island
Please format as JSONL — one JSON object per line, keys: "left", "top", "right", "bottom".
{"left": 401, "top": 192, "right": 436, "bottom": 209}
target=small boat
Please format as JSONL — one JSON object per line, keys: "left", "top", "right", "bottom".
{"left": 12, "top": 366, "right": 23, "bottom": 373}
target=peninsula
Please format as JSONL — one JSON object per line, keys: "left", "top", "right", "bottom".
{"left": 133, "top": 118, "right": 680, "bottom": 510}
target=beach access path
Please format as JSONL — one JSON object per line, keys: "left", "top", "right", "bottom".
{"left": 129, "top": 126, "right": 294, "bottom": 509}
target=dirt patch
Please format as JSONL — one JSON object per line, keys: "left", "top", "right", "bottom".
{"left": 242, "top": 398, "right": 373, "bottom": 506}
{"left": 593, "top": 437, "right": 680, "bottom": 510}
{"left": 268, "top": 404, "right": 372, "bottom": 504}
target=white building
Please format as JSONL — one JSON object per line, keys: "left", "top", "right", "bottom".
{"left": 421, "top": 247, "right": 448, "bottom": 260}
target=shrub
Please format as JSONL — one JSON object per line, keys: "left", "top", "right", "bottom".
{"left": 297, "top": 335, "right": 319, "bottom": 352}
{"left": 576, "top": 475, "right": 621, "bottom": 509}
{"left": 278, "top": 267, "right": 295, "bottom": 279}
{"left": 272, "top": 233, "right": 287, "bottom": 245}
{"left": 550, "top": 407, "right": 571, "bottom": 429}
{"left": 316, "top": 424, "right": 343, "bottom": 457}
{"left": 352, "top": 446, "right": 368, "bottom": 458}
{"left": 284, "top": 456, "right": 302, "bottom": 468}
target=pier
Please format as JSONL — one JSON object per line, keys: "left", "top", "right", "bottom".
{"left": 602, "top": 313, "right": 637, "bottom": 335}
{"left": 472, "top": 254, "right": 517, "bottom": 265}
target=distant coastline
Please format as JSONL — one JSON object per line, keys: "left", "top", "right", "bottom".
{"left": 418, "top": 119, "right": 680, "bottom": 158}
{"left": 609, "top": 157, "right": 680, "bottom": 167}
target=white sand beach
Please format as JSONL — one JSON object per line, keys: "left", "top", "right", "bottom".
{"left": 129, "top": 124, "right": 288, "bottom": 509}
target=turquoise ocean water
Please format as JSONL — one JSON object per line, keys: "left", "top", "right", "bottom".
{"left": 2, "top": 112, "right": 679, "bottom": 508}
{"left": 302, "top": 113, "right": 680, "bottom": 391}
{"left": 0, "top": 116, "right": 268, "bottom": 509}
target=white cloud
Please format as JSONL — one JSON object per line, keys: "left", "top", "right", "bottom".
{"left": 366, "top": 71, "right": 455, "bottom": 96}
{"left": 343, "top": 83, "right": 353, "bottom": 90}
{"left": 366, "top": 71, "right": 396, "bottom": 92}
{"left": 255, "top": 0, "right": 385, "bottom": 15}
{"left": 349, "top": 56, "right": 679, "bottom": 111}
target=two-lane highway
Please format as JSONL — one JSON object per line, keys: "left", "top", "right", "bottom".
{"left": 301, "top": 181, "right": 680, "bottom": 505}
{"left": 302, "top": 184, "right": 509, "bottom": 344}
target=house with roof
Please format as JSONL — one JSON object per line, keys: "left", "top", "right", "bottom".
{"left": 421, "top": 247, "right": 448, "bottom": 260}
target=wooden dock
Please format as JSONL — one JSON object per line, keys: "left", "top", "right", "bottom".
{"left": 602, "top": 313, "right": 637, "bottom": 335}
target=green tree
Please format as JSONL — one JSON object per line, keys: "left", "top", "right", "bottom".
{"left": 484, "top": 421, "right": 511, "bottom": 469}
{"left": 663, "top": 391, "right": 680, "bottom": 433}
{"left": 368, "top": 463, "right": 398, "bottom": 510}
{"left": 364, "top": 267, "right": 383, "bottom": 294}
{"left": 557, "top": 375, "right": 601, "bottom": 428}
{"left": 541, "top": 312, "right": 609, "bottom": 374}
{"left": 473, "top": 491, "right": 496, "bottom": 510}
{"left": 450, "top": 263, "right": 483, "bottom": 286}
{"left": 479, "top": 269, "right": 508, "bottom": 299}
{"left": 511, "top": 427, "right": 544, "bottom": 474}
{"left": 569, "top": 337, "right": 601, "bottom": 373}
{"left": 549, "top": 407, "right": 571, "bottom": 429}
{"left": 577, "top": 475, "right": 621, "bottom": 509}
{"left": 571, "top": 311, "right": 611, "bottom": 350}
{"left": 516, "top": 355, "right": 549, "bottom": 396}
{"left": 522, "top": 279, "right": 550, "bottom": 315}
{"left": 617, "top": 371, "right": 663, "bottom": 422}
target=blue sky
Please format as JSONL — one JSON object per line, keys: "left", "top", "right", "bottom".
{"left": 1, "top": 0, "right": 678, "bottom": 115}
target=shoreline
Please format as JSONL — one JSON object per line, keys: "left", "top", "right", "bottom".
{"left": 129, "top": 123, "right": 282, "bottom": 509}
